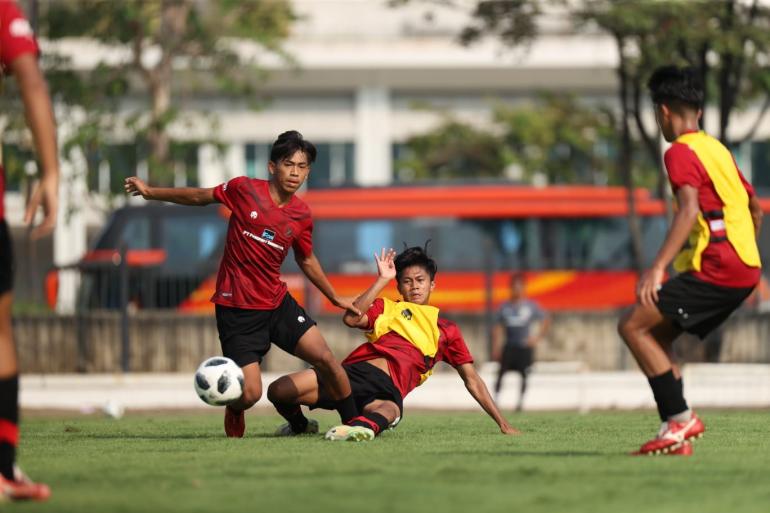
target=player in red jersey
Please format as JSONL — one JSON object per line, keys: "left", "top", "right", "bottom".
{"left": 267, "top": 245, "right": 519, "bottom": 441}
{"left": 0, "top": 0, "right": 58, "bottom": 502}
{"left": 125, "top": 130, "right": 360, "bottom": 437}
{"left": 618, "top": 66, "right": 762, "bottom": 456}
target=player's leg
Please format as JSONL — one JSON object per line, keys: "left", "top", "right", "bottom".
{"left": 267, "top": 369, "right": 322, "bottom": 435}
{"left": 293, "top": 327, "right": 357, "bottom": 422}
{"left": 0, "top": 292, "right": 20, "bottom": 483}
{"left": 215, "top": 305, "right": 271, "bottom": 438}
{"left": 269, "top": 294, "right": 357, "bottom": 423}
{"left": 325, "top": 399, "right": 401, "bottom": 442}
{"left": 0, "top": 224, "right": 50, "bottom": 501}
{"left": 618, "top": 303, "right": 702, "bottom": 454}
{"left": 516, "top": 369, "right": 528, "bottom": 412}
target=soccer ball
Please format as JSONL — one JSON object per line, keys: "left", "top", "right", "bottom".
{"left": 193, "top": 357, "right": 244, "bottom": 406}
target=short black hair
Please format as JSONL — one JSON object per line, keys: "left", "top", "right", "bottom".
{"left": 648, "top": 65, "right": 704, "bottom": 112}
{"left": 395, "top": 244, "right": 437, "bottom": 281}
{"left": 270, "top": 130, "right": 317, "bottom": 164}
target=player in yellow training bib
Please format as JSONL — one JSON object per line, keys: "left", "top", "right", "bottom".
{"left": 618, "top": 65, "right": 763, "bottom": 457}
{"left": 267, "top": 245, "right": 518, "bottom": 441}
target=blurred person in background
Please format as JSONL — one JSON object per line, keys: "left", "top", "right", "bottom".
{"left": 125, "top": 130, "right": 360, "bottom": 438}
{"left": 0, "top": 0, "right": 59, "bottom": 502}
{"left": 618, "top": 65, "right": 762, "bottom": 456}
{"left": 492, "top": 273, "right": 549, "bottom": 412}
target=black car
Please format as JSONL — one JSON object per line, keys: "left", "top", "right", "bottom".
{"left": 76, "top": 203, "right": 228, "bottom": 310}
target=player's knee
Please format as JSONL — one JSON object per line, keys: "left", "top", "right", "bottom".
{"left": 266, "top": 379, "right": 287, "bottom": 405}
{"left": 308, "top": 348, "right": 337, "bottom": 373}
{"left": 240, "top": 381, "right": 262, "bottom": 407}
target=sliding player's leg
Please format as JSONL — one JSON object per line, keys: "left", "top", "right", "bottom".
{"left": 267, "top": 369, "right": 321, "bottom": 436}
{"left": 293, "top": 327, "right": 357, "bottom": 423}
{"left": 325, "top": 399, "right": 401, "bottom": 442}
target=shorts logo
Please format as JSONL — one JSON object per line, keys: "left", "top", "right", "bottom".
{"left": 297, "top": 316, "right": 306, "bottom": 323}
{"left": 261, "top": 229, "right": 276, "bottom": 241}
{"left": 285, "top": 227, "right": 293, "bottom": 237}
{"left": 222, "top": 182, "right": 228, "bottom": 191}
{"left": 250, "top": 211, "right": 258, "bottom": 219}
{"left": 401, "top": 308, "right": 413, "bottom": 320}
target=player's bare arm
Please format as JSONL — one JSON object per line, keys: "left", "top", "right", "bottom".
{"left": 637, "top": 185, "right": 699, "bottom": 307}
{"left": 490, "top": 323, "right": 504, "bottom": 361}
{"left": 527, "top": 315, "right": 551, "bottom": 348}
{"left": 295, "top": 251, "right": 361, "bottom": 316}
{"left": 748, "top": 195, "right": 763, "bottom": 238}
{"left": 456, "top": 362, "right": 519, "bottom": 435}
{"left": 343, "top": 248, "right": 396, "bottom": 329}
{"left": 12, "top": 53, "right": 59, "bottom": 240}
{"left": 124, "top": 177, "right": 216, "bottom": 206}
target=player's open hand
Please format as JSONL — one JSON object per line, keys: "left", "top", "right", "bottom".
{"left": 500, "top": 423, "right": 521, "bottom": 435}
{"left": 374, "top": 247, "right": 396, "bottom": 280}
{"left": 124, "top": 176, "right": 151, "bottom": 199}
{"left": 24, "top": 174, "right": 58, "bottom": 240}
{"left": 637, "top": 266, "right": 664, "bottom": 307}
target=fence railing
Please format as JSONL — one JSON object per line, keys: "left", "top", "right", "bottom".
{"left": 14, "top": 310, "right": 770, "bottom": 374}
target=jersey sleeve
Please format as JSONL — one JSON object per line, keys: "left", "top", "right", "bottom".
{"left": 0, "top": 1, "right": 38, "bottom": 72}
{"left": 664, "top": 143, "right": 703, "bottom": 192}
{"left": 441, "top": 322, "right": 474, "bottom": 367}
{"left": 213, "top": 176, "right": 247, "bottom": 212}
{"left": 292, "top": 218, "right": 313, "bottom": 258}
{"left": 364, "top": 298, "right": 385, "bottom": 331}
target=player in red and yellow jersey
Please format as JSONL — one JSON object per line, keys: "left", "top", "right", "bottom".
{"left": 125, "top": 131, "right": 360, "bottom": 437}
{"left": 267, "top": 245, "right": 518, "bottom": 441}
{"left": 618, "top": 66, "right": 763, "bottom": 456}
{"left": 1, "top": 0, "right": 58, "bottom": 502}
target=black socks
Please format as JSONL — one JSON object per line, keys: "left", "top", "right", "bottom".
{"left": 648, "top": 370, "right": 688, "bottom": 422}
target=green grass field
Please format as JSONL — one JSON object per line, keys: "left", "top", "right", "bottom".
{"left": 6, "top": 410, "right": 770, "bottom": 513}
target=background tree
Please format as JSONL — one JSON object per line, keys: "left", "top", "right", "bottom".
{"left": 18, "top": 0, "right": 296, "bottom": 192}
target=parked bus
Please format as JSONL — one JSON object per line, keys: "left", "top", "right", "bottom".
{"left": 54, "top": 185, "right": 770, "bottom": 313}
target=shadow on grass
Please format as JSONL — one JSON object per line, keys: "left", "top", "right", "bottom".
{"left": 441, "top": 450, "right": 605, "bottom": 457}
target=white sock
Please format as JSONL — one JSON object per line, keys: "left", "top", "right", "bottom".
{"left": 669, "top": 409, "right": 692, "bottom": 423}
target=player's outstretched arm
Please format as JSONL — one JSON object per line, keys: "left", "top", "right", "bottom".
{"left": 124, "top": 177, "right": 216, "bottom": 206}
{"left": 456, "top": 363, "right": 519, "bottom": 435}
{"left": 296, "top": 251, "right": 361, "bottom": 316}
{"left": 342, "top": 248, "right": 396, "bottom": 329}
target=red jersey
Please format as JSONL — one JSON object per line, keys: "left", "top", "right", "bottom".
{"left": 211, "top": 177, "right": 313, "bottom": 310}
{"left": 664, "top": 135, "right": 760, "bottom": 288}
{"left": 0, "top": 0, "right": 39, "bottom": 221}
{"left": 343, "top": 298, "right": 475, "bottom": 399}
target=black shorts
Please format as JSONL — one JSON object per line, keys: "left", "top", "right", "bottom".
{"left": 215, "top": 293, "right": 316, "bottom": 367}
{"left": 500, "top": 345, "right": 533, "bottom": 374}
{"left": 656, "top": 272, "right": 755, "bottom": 339}
{"left": 312, "top": 361, "right": 404, "bottom": 417}
{"left": 0, "top": 221, "right": 13, "bottom": 294}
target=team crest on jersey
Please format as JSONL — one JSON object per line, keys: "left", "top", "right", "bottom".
{"left": 261, "top": 229, "right": 276, "bottom": 241}
{"left": 250, "top": 211, "right": 258, "bottom": 219}
{"left": 401, "top": 308, "right": 413, "bottom": 320}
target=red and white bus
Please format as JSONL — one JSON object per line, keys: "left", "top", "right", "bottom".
{"left": 158, "top": 185, "right": 769, "bottom": 313}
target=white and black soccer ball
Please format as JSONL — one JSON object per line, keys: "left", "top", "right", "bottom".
{"left": 193, "top": 357, "right": 244, "bottom": 406}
